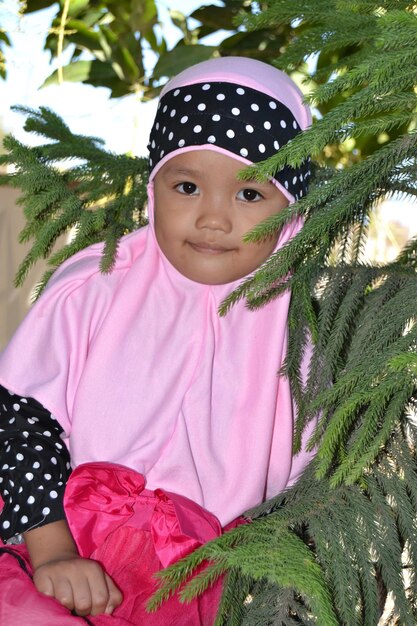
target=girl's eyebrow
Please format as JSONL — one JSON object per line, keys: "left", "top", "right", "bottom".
{"left": 162, "top": 166, "right": 273, "bottom": 186}
{"left": 163, "top": 166, "right": 202, "bottom": 178}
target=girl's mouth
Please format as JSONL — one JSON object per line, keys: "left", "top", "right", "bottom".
{"left": 188, "top": 241, "right": 232, "bottom": 255}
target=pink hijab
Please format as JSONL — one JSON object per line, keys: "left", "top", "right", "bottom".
{"left": 0, "top": 57, "right": 314, "bottom": 525}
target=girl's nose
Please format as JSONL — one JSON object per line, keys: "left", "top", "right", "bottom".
{"left": 195, "top": 198, "right": 233, "bottom": 233}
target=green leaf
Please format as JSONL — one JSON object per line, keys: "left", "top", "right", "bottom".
{"left": 152, "top": 44, "right": 217, "bottom": 81}
{"left": 66, "top": 0, "right": 90, "bottom": 18}
{"left": 41, "top": 59, "right": 120, "bottom": 88}
{"left": 113, "top": 45, "right": 140, "bottom": 83}
{"left": 129, "top": 0, "right": 158, "bottom": 32}
{"left": 191, "top": 5, "right": 239, "bottom": 31}
{"left": 97, "top": 26, "right": 140, "bottom": 84}
{"left": 143, "top": 27, "right": 159, "bottom": 53}
{"left": 107, "top": 81, "right": 133, "bottom": 98}
{"left": 62, "top": 19, "right": 103, "bottom": 52}
{"left": 99, "top": 24, "right": 119, "bottom": 47}
{"left": 219, "top": 28, "right": 289, "bottom": 58}
{"left": 0, "top": 32, "right": 11, "bottom": 45}
{"left": 24, "top": 0, "right": 57, "bottom": 12}
{"left": 76, "top": 7, "right": 105, "bottom": 28}
{"left": 191, "top": 24, "right": 217, "bottom": 40}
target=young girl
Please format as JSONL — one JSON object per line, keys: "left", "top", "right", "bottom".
{"left": 0, "top": 56, "right": 314, "bottom": 624}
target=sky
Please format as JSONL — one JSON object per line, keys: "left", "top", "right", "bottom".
{"left": 0, "top": 0, "right": 218, "bottom": 155}
{"left": 0, "top": 0, "right": 415, "bottom": 233}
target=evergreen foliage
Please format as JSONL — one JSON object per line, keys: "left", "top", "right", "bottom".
{"left": 1, "top": 0, "right": 417, "bottom": 623}
{"left": 0, "top": 106, "right": 148, "bottom": 298}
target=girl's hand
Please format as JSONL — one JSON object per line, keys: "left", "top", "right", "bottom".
{"left": 33, "top": 555, "right": 123, "bottom": 616}
{"left": 24, "top": 520, "right": 123, "bottom": 616}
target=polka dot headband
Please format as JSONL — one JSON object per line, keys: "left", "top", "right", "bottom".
{"left": 147, "top": 58, "right": 312, "bottom": 202}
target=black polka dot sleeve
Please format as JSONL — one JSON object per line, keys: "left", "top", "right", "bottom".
{"left": 0, "top": 384, "right": 71, "bottom": 542}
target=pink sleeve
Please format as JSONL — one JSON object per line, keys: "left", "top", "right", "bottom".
{"left": 0, "top": 251, "right": 117, "bottom": 435}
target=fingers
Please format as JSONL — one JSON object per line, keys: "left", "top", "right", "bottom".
{"left": 75, "top": 565, "right": 123, "bottom": 616}
{"left": 103, "top": 573, "right": 124, "bottom": 615}
{"left": 33, "top": 557, "right": 123, "bottom": 617}
{"left": 34, "top": 568, "right": 77, "bottom": 613}
{"left": 70, "top": 567, "right": 96, "bottom": 615}
{"left": 33, "top": 570, "right": 58, "bottom": 600}
{"left": 51, "top": 577, "right": 77, "bottom": 613}
{"left": 81, "top": 564, "right": 117, "bottom": 616}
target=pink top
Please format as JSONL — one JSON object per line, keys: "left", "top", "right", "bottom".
{"left": 0, "top": 185, "right": 314, "bottom": 525}
{"left": 0, "top": 57, "right": 315, "bottom": 525}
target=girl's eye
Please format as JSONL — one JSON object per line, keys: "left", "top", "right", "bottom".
{"left": 176, "top": 182, "right": 199, "bottom": 195}
{"left": 237, "top": 188, "right": 263, "bottom": 202}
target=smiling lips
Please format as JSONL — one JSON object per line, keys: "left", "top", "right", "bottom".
{"left": 188, "top": 241, "right": 233, "bottom": 255}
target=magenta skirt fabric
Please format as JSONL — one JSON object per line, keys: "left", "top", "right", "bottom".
{"left": 0, "top": 463, "right": 241, "bottom": 625}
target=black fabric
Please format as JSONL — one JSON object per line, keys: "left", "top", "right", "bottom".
{"left": 0, "top": 385, "right": 71, "bottom": 541}
{"left": 148, "top": 81, "right": 311, "bottom": 200}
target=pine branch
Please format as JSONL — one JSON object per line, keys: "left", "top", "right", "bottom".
{"left": 0, "top": 106, "right": 148, "bottom": 295}
{"left": 150, "top": 433, "right": 417, "bottom": 624}
{"left": 215, "top": 570, "right": 253, "bottom": 626}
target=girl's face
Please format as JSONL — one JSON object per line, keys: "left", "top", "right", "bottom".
{"left": 153, "top": 150, "right": 289, "bottom": 285}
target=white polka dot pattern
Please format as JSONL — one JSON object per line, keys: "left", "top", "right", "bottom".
{"left": 148, "top": 81, "right": 311, "bottom": 199}
{"left": 0, "top": 385, "right": 71, "bottom": 540}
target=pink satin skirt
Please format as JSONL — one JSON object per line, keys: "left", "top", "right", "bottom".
{"left": 0, "top": 462, "right": 241, "bottom": 625}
